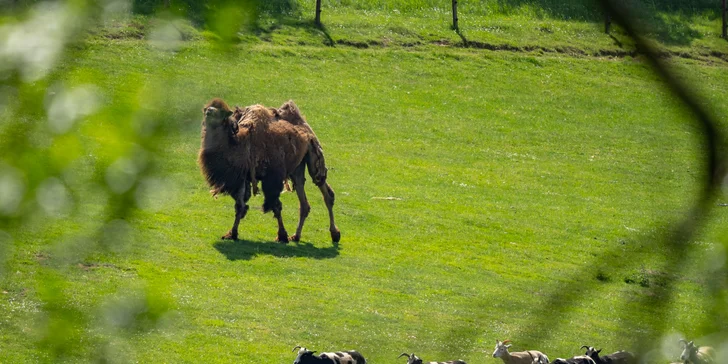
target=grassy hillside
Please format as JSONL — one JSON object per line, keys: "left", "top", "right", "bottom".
{"left": 2, "top": 2, "right": 728, "bottom": 363}
{"left": 92, "top": 0, "right": 728, "bottom": 61}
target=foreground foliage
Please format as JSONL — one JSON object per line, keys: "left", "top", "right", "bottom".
{"left": 1, "top": 1, "right": 728, "bottom": 362}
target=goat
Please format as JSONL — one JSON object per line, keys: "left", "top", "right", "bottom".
{"left": 679, "top": 340, "right": 714, "bottom": 364}
{"left": 580, "top": 345, "right": 635, "bottom": 364}
{"left": 292, "top": 346, "right": 366, "bottom": 364}
{"left": 493, "top": 340, "right": 550, "bottom": 364}
{"left": 398, "top": 352, "right": 467, "bottom": 364}
{"left": 551, "top": 356, "right": 596, "bottom": 364}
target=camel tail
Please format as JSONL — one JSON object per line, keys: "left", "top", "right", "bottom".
{"left": 326, "top": 183, "right": 335, "bottom": 206}
{"left": 307, "top": 138, "right": 328, "bottom": 186}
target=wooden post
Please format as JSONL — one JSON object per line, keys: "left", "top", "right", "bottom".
{"left": 605, "top": 12, "right": 611, "bottom": 34}
{"left": 723, "top": 0, "right": 727, "bottom": 39}
{"left": 315, "top": 0, "right": 322, "bottom": 26}
{"left": 452, "top": 0, "right": 459, "bottom": 31}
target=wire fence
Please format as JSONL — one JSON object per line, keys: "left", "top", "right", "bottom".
{"left": 309, "top": 0, "right": 728, "bottom": 41}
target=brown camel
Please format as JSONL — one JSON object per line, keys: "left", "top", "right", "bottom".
{"left": 198, "top": 98, "right": 340, "bottom": 243}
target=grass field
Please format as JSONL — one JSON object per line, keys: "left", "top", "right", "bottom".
{"left": 2, "top": 1, "right": 728, "bottom": 363}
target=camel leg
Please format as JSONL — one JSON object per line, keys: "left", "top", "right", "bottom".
{"left": 317, "top": 181, "right": 340, "bottom": 243}
{"left": 222, "top": 182, "right": 251, "bottom": 240}
{"left": 262, "top": 175, "right": 289, "bottom": 243}
{"left": 304, "top": 142, "right": 339, "bottom": 243}
{"left": 273, "top": 206, "right": 288, "bottom": 243}
{"left": 289, "top": 164, "right": 310, "bottom": 242}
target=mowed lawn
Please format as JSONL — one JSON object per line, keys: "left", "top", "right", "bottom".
{"left": 2, "top": 35, "right": 728, "bottom": 362}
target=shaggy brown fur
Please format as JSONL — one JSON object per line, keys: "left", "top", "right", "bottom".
{"left": 276, "top": 100, "right": 328, "bottom": 186}
{"left": 198, "top": 98, "right": 252, "bottom": 198}
{"left": 198, "top": 98, "right": 340, "bottom": 243}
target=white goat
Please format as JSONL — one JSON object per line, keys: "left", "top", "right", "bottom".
{"left": 679, "top": 340, "right": 714, "bottom": 364}
{"left": 492, "top": 340, "right": 549, "bottom": 364}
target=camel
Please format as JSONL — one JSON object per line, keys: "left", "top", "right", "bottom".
{"left": 198, "top": 98, "right": 340, "bottom": 243}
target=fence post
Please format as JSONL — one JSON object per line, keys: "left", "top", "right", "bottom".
{"left": 605, "top": 11, "right": 611, "bottom": 34}
{"left": 723, "top": 0, "right": 727, "bottom": 39}
{"left": 452, "top": 0, "right": 459, "bottom": 31}
{"left": 315, "top": 0, "right": 322, "bottom": 26}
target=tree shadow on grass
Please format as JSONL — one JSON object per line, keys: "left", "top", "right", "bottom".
{"left": 646, "top": 14, "right": 704, "bottom": 46}
{"left": 254, "top": 18, "right": 335, "bottom": 47}
{"left": 213, "top": 239, "right": 340, "bottom": 261}
{"left": 491, "top": 0, "right": 708, "bottom": 46}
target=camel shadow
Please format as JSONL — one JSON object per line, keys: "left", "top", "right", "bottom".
{"left": 213, "top": 239, "right": 340, "bottom": 261}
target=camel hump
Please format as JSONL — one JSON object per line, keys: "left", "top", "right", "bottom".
{"left": 280, "top": 100, "right": 299, "bottom": 115}
{"left": 238, "top": 104, "right": 276, "bottom": 129}
{"left": 232, "top": 106, "right": 248, "bottom": 123}
{"left": 277, "top": 100, "right": 306, "bottom": 125}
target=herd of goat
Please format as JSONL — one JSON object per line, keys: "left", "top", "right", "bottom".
{"left": 291, "top": 339, "right": 714, "bottom": 364}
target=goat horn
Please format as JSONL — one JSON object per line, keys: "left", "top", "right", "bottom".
{"left": 581, "top": 346, "right": 590, "bottom": 350}
{"left": 679, "top": 339, "right": 688, "bottom": 345}
{"left": 502, "top": 340, "right": 512, "bottom": 344}
{"left": 398, "top": 353, "right": 411, "bottom": 359}
{"left": 292, "top": 346, "right": 302, "bottom": 352}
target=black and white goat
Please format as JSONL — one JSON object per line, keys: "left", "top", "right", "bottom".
{"left": 580, "top": 345, "right": 635, "bottom": 364}
{"left": 292, "top": 346, "right": 366, "bottom": 364}
{"left": 398, "top": 352, "right": 467, "bottom": 364}
{"left": 550, "top": 356, "right": 596, "bottom": 364}
{"left": 679, "top": 340, "right": 714, "bottom": 364}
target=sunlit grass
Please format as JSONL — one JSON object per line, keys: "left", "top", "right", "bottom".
{"left": 2, "top": 2, "right": 728, "bottom": 363}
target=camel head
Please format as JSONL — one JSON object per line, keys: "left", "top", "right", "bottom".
{"left": 202, "top": 98, "right": 234, "bottom": 128}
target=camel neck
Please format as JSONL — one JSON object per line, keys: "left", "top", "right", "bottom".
{"left": 202, "top": 125, "right": 232, "bottom": 151}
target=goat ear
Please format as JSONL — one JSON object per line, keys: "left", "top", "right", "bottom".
{"left": 597, "top": 349, "right": 602, "bottom": 353}
{"left": 505, "top": 344, "right": 512, "bottom": 348}
{"left": 223, "top": 110, "right": 233, "bottom": 119}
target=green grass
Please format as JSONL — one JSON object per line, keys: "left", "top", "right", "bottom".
{"left": 2, "top": 3, "right": 728, "bottom": 363}
{"left": 263, "top": 0, "right": 728, "bottom": 57}
{"left": 91, "top": 0, "right": 728, "bottom": 60}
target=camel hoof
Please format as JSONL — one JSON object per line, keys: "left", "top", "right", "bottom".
{"left": 276, "top": 233, "right": 289, "bottom": 244}
{"left": 331, "top": 229, "right": 341, "bottom": 243}
{"left": 222, "top": 231, "right": 238, "bottom": 240}
{"left": 290, "top": 234, "right": 301, "bottom": 242}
